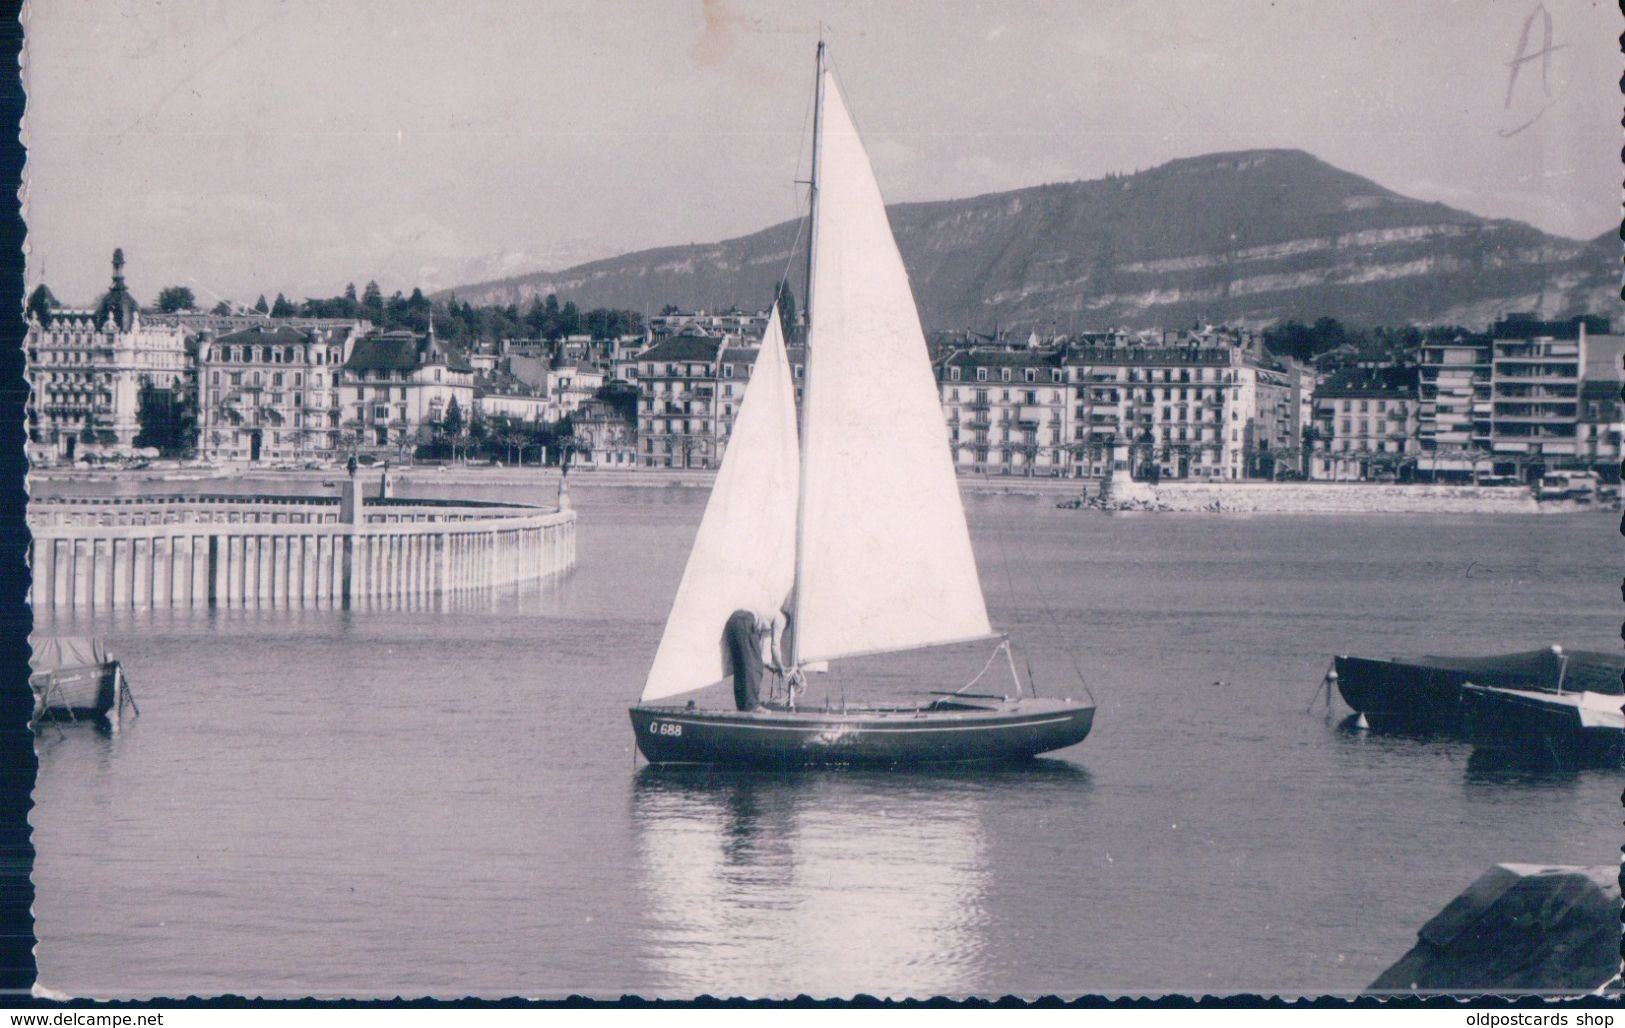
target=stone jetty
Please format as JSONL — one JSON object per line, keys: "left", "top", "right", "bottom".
{"left": 26, "top": 476, "right": 576, "bottom": 611}
{"left": 1367, "top": 864, "right": 1621, "bottom": 995}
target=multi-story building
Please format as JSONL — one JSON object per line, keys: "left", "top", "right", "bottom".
{"left": 1310, "top": 367, "right": 1421, "bottom": 481}
{"left": 939, "top": 350, "right": 1070, "bottom": 476}
{"left": 608, "top": 333, "right": 649, "bottom": 385}
{"left": 712, "top": 339, "right": 806, "bottom": 465}
{"left": 196, "top": 322, "right": 361, "bottom": 463}
{"left": 637, "top": 334, "right": 722, "bottom": 467}
{"left": 1416, "top": 332, "right": 1493, "bottom": 481}
{"left": 649, "top": 308, "right": 771, "bottom": 339}
{"left": 340, "top": 329, "right": 475, "bottom": 453}
{"left": 1576, "top": 379, "right": 1623, "bottom": 472}
{"left": 1485, "top": 313, "right": 1593, "bottom": 480}
{"left": 547, "top": 359, "right": 606, "bottom": 421}
{"left": 25, "top": 250, "right": 190, "bottom": 461}
{"left": 473, "top": 372, "right": 551, "bottom": 424}
{"left": 572, "top": 398, "right": 640, "bottom": 468}
{"left": 1061, "top": 341, "right": 1260, "bottom": 481}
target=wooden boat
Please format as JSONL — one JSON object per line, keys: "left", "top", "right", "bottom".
{"left": 29, "top": 636, "right": 133, "bottom": 724}
{"left": 1333, "top": 646, "right": 1622, "bottom": 733}
{"left": 1460, "top": 683, "right": 1623, "bottom": 769}
{"left": 629, "top": 43, "right": 1095, "bottom": 767}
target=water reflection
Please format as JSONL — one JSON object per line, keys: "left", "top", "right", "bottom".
{"left": 1462, "top": 746, "right": 1608, "bottom": 782}
{"left": 629, "top": 761, "right": 1089, "bottom": 998}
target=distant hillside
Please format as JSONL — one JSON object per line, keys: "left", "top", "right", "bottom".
{"left": 439, "top": 149, "right": 1619, "bottom": 332}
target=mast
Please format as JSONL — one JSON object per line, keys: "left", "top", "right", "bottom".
{"left": 787, "top": 40, "right": 826, "bottom": 670}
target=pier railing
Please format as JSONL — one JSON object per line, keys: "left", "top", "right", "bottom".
{"left": 26, "top": 492, "right": 577, "bottom": 611}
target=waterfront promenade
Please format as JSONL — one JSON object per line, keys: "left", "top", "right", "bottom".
{"left": 26, "top": 470, "right": 576, "bottom": 612}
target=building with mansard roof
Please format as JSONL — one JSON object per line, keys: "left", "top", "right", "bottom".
{"left": 196, "top": 322, "right": 362, "bottom": 463}
{"left": 340, "top": 329, "right": 475, "bottom": 454}
{"left": 636, "top": 334, "right": 725, "bottom": 468}
{"left": 1310, "top": 366, "right": 1421, "bottom": 481}
{"left": 25, "top": 249, "right": 190, "bottom": 462}
{"left": 1058, "top": 340, "right": 1274, "bottom": 481}
{"left": 938, "top": 349, "right": 1070, "bottom": 476}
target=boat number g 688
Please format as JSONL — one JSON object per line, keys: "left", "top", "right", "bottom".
{"left": 651, "top": 721, "right": 683, "bottom": 737}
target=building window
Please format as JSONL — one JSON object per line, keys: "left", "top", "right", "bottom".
{"left": 1025, "top": 369, "right": 1036, "bottom": 383}
{"left": 1001, "top": 368, "right": 1012, "bottom": 382}
{"left": 977, "top": 368, "right": 987, "bottom": 382}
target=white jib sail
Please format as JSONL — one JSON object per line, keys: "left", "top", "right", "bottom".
{"left": 793, "top": 74, "right": 993, "bottom": 664}
{"left": 642, "top": 309, "right": 801, "bottom": 702}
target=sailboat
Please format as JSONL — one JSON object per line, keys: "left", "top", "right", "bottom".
{"left": 627, "top": 44, "right": 1096, "bottom": 766}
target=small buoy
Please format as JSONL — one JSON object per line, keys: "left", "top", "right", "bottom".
{"left": 1355, "top": 713, "right": 1369, "bottom": 731}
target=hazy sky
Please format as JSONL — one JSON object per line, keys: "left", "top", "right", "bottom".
{"left": 22, "top": 0, "right": 1621, "bottom": 306}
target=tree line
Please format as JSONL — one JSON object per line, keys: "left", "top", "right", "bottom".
{"left": 150, "top": 282, "right": 646, "bottom": 346}
{"left": 1261, "top": 317, "right": 1477, "bottom": 366}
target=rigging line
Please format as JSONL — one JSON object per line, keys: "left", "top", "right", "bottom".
{"left": 957, "top": 638, "right": 1009, "bottom": 695}
{"left": 776, "top": 67, "right": 817, "bottom": 305}
{"left": 1017, "top": 477, "right": 1098, "bottom": 704}
{"left": 982, "top": 471, "right": 1033, "bottom": 695}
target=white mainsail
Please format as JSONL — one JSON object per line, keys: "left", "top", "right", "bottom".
{"left": 641, "top": 310, "right": 801, "bottom": 701}
{"left": 791, "top": 72, "right": 993, "bottom": 665}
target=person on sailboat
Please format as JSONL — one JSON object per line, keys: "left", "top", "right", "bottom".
{"left": 724, "top": 608, "right": 789, "bottom": 711}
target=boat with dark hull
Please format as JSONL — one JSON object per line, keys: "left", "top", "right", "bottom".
{"left": 1333, "top": 647, "right": 1623, "bottom": 733}
{"left": 629, "top": 43, "right": 1095, "bottom": 767}
{"left": 1460, "top": 684, "right": 1623, "bottom": 769}
{"left": 29, "top": 637, "right": 135, "bottom": 725}
{"left": 631, "top": 698, "right": 1095, "bottom": 767}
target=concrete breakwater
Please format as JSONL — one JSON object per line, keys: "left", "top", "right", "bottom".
{"left": 26, "top": 482, "right": 576, "bottom": 611}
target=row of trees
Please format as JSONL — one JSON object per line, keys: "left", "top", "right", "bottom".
{"left": 153, "top": 280, "right": 646, "bottom": 348}
{"left": 1260, "top": 317, "right": 1476, "bottom": 366}
{"left": 412, "top": 399, "right": 576, "bottom": 466}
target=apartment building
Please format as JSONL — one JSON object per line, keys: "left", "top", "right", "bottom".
{"left": 939, "top": 350, "right": 1070, "bottom": 476}
{"left": 341, "top": 329, "right": 475, "bottom": 452}
{"left": 637, "top": 334, "right": 723, "bottom": 468}
{"left": 196, "top": 323, "right": 360, "bottom": 462}
{"left": 1310, "top": 367, "right": 1421, "bottom": 481}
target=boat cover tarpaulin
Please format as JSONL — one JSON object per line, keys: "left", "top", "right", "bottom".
{"left": 1367, "top": 864, "right": 1621, "bottom": 993}
{"left": 1413, "top": 649, "right": 1623, "bottom": 695}
{"left": 29, "top": 637, "right": 108, "bottom": 675}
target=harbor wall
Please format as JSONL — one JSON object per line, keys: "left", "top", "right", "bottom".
{"left": 26, "top": 493, "right": 576, "bottom": 611}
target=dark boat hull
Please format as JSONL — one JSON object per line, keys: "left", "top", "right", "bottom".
{"left": 629, "top": 697, "right": 1095, "bottom": 767}
{"left": 29, "top": 662, "right": 119, "bottom": 721}
{"left": 1333, "top": 649, "right": 1624, "bottom": 734}
{"left": 1460, "top": 686, "right": 1623, "bottom": 770}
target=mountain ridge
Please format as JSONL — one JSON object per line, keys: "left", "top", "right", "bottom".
{"left": 436, "top": 149, "right": 1618, "bottom": 331}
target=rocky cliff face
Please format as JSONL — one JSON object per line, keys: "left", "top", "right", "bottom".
{"left": 442, "top": 149, "right": 1618, "bottom": 331}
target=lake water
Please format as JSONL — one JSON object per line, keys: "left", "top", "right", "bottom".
{"left": 29, "top": 485, "right": 1623, "bottom": 998}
